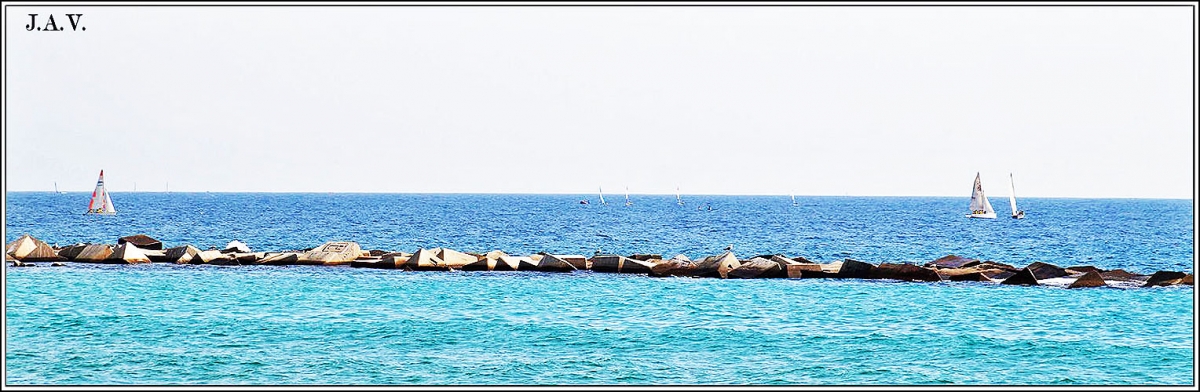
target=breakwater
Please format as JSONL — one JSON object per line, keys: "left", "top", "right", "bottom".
{"left": 7, "top": 233, "right": 1193, "bottom": 289}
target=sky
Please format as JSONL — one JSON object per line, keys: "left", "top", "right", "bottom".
{"left": 3, "top": 5, "right": 1195, "bottom": 198}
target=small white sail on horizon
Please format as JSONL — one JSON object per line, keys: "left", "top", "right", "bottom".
{"left": 624, "top": 187, "right": 632, "bottom": 207}
{"left": 598, "top": 186, "right": 606, "bottom": 205}
{"left": 966, "top": 172, "right": 996, "bottom": 219}
{"left": 86, "top": 170, "right": 117, "bottom": 215}
{"left": 791, "top": 194, "right": 798, "bottom": 206}
{"left": 676, "top": 187, "right": 684, "bottom": 206}
{"left": 1009, "top": 173, "right": 1025, "bottom": 219}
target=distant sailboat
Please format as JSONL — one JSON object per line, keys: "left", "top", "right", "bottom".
{"left": 54, "top": 182, "right": 64, "bottom": 194}
{"left": 965, "top": 172, "right": 996, "bottom": 219}
{"left": 624, "top": 187, "right": 632, "bottom": 207}
{"left": 86, "top": 170, "right": 117, "bottom": 215}
{"left": 1009, "top": 173, "right": 1025, "bottom": 219}
{"left": 676, "top": 187, "right": 684, "bottom": 206}
{"left": 791, "top": 194, "right": 798, "bottom": 206}
{"left": 598, "top": 186, "right": 607, "bottom": 205}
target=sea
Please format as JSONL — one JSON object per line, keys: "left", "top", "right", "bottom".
{"left": 3, "top": 192, "right": 1195, "bottom": 385}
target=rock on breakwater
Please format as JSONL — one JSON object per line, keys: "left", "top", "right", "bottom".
{"left": 6, "top": 234, "right": 1193, "bottom": 289}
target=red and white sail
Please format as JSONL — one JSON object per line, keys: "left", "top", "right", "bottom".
{"left": 86, "top": 170, "right": 117, "bottom": 215}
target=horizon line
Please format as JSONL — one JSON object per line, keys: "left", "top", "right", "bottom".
{"left": 2, "top": 190, "right": 1193, "bottom": 201}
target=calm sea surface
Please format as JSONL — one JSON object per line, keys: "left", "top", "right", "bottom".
{"left": 4, "top": 192, "right": 1195, "bottom": 385}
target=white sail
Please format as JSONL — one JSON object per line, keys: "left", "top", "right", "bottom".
{"left": 1008, "top": 173, "right": 1025, "bottom": 218}
{"left": 967, "top": 172, "right": 994, "bottom": 218}
{"left": 1008, "top": 173, "right": 1018, "bottom": 215}
{"left": 598, "top": 187, "right": 606, "bottom": 205}
{"left": 791, "top": 194, "right": 797, "bottom": 206}
{"left": 87, "top": 170, "right": 116, "bottom": 215}
{"left": 624, "top": 187, "right": 632, "bottom": 206}
{"left": 676, "top": 187, "right": 683, "bottom": 206}
{"left": 103, "top": 190, "right": 116, "bottom": 212}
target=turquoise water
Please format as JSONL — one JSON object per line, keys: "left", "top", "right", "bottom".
{"left": 3, "top": 193, "right": 1195, "bottom": 385}
{"left": 5, "top": 265, "right": 1193, "bottom": 385}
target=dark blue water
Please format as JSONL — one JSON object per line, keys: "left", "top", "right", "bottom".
{"left": 4, "top": 193, "right": 1195, "bottom": 385}
{"left": 4, "top": 193, "right": 1194, "bottom": 271}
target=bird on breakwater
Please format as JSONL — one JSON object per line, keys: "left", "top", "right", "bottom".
{"left": 725, "top": 244, "right": 733, "bottom": 251}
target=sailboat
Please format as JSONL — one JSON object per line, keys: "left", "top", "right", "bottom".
{"left": 791, "top": 194, "right": 798, "bottom": 206}
{"left": 86, "top": 170, "right": 117, "bottom": 215}
{"left": 54, "top": 182, "right": 64, "bottom": 194}
{"left": 598, "top": 186, "right": 607, "bottom": 205}
{"left": 624, "top": 187, "right": 632, "bottom": 207}
{"left": 1009, "top": 173, "right": 1025, "bottom": 219}
{"left": 676, "top": 187, "right": 684, "bottom": 206}
{"left": 965, "top": 172, "right": 996, "bottom": 219}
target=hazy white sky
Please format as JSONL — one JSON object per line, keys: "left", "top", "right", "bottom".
{"left": 3, "top": 5, "right": 1195, "bottom": 198}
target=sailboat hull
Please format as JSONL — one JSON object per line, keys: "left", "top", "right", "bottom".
{"left": 966, "top": 213, "right": 997, "bottom": 219}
